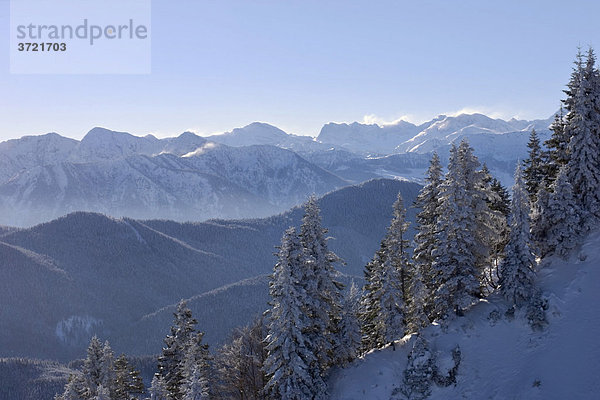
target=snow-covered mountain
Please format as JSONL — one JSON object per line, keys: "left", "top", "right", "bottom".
{"left": 0, "top": 129, "right": 346, "bottom": 226}
{"left": 317, "top": 120, "right": 420, "bottom": 155}
{"left": 207, "top": 122, "right": 330, "bottom": 152}
{"left": 0, "top": 112, "right": 555, "bottom": 226}
{"left": 315, "top": 113, "right": 554, "bottom": 156}
{"left": 329, "top": 231, "right": 600, "bottom": 399}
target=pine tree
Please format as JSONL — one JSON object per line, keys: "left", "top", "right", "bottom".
{"left": 94, "top": 385, "right": 110, "bottom": 400}
{"left": 298, "top": 196, "right": 343, "bottom": 371}
{"left": 82, "top": 336, "right": 104, "bottom": 398}
{"left": 413, "top": 152, "right": 443, "bottom": 313}
{"left": 263, "top": 227, "right": 326, "bottom": 400}
{"left": 181, "top": 332, "right": 212, "bottom": 400}
{"left": 544, "top": 107, "right": 569, "bottom": 188}
{"left": 149, "top": 376, "right": 169, "bottom": 400}
{"left": 157, "top": 300, "right": 199, "bottom": 399}
{"left": 531, "top": 187, "right": 552, "bottom": 257}
{"left": 380, "top": 193, "right": 411, "bottom": 343}
{"left": 360, "top": 193, "right": 411, "bottom": 350}
{"left": 480, "top": 164, "right": 509, "bottom": 291}
{"left": 499, "top": 165, "right": 537, "bottom": 307}
{"left": 399, "top": 336, "right": 435, "bottom": 400}
{"left": 56, "top": 375, "right": 87, "bottom": 400}
{"left": 359, "top": 249, "right": 386, "bottom": 351}
{"left": 183, "top": 365, "right": 210, "bottom": 400}
{"left": 100, "top": 341, "right": 115, "bottom": 398}
{"left": 335, "top": 282, "right": 362, "bottom": 366}
{"left": 523, "top": 129, "right": 546, "bottom": 204}
{"left": 564, "top": 48, "right": 600, "bottom": 223}
{"left": 489, "top": 177, "right": 511, "bottom": 218}
{"left": 113, "top": 354, "right": 144, "bottom": 400}
{"left": 405, "top": 263, "right": 429, "bottom": 335}
{"left": 430, "top": 142, "right": 482, "bottom": 320}
{"left": 545, "top": 168, "right": 581, "bottom": 258}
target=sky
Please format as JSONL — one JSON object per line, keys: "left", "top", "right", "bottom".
{"left": 0, "top": 0, "right": 599, "bottom": 141}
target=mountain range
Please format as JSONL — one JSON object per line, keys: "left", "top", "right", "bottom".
{"left": 0, "top": 179, "right": 421, "bottom": 361}
{"left": 0, "top": 113, "right": 554, "bottom": 227}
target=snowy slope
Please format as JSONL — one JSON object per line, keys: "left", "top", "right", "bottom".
{"left": 0, "top": 133, "right": 78, "bottom": 183}
{"left": 207, "top": 122, "right": 330, "bottom": 152}
{"left": 317, "top": 121, "right": 419, "bottom": 155}
{"left": 0, "top": 130, "right": 346, "bottom": 226}
{"left": 329, "top": 230, "right": 600, "bottom": 400}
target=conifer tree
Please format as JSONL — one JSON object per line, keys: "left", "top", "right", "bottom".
{"left": 413, "top": 153, "right": 443, "bottom": 297}
{"left": 523, "top": 129, "right": 546, "bottom": 204}
{"left": 359, "top": 248, "right": 386, "bottom": 351}
{"left": 299, "top": 196, "right": 343, "bottom": 371}
{"left": 564, "top": 48, "right": 600, "bottom": 223}
{"left": 499, "top": 166, "right": 537, "bottom": 307}
{"left": 181, "top": 332, "right": 212, "bottom": 400}
{"left": 83, "top": 336, "right": 104, "bottom": 397}
{"left": 405, "top": 263, "right": 430, "bottom": 335}
{"left": 149, "top": 376, "right": 169, "bottom": 400}
{"left": 360, "top": 194, "right": 411, "bottom": 349}
{"left": 263, "top": 227, "right": 326, "bottom": 400}
{"left": 544, "top": 107, "right": 569, "bottom": 188}
{"left": 430, "top": 143, "right": 482, "bottom": 319}
{"left": 157, "top": 300, "right": 200, "bottom": 399}
{"left": 531, "top": 187, "right": 552, "bottom": 257}
{"left": 100, "top": 341, "right": 115, "bottom": 398}
{"left": 479, "top": 163, "right": 509, "bottom": 290}
{"left": 57, "top": 337, "right": 143, "bottom": 400}
{"left": 335, "top": 282, "right": 362, "bottom": 366}
{"left": 545, "top": 168, "right": 581, "bottom": 258}
{"left": 400, "top": 336, "right": 435, "bottom": 400}
{"left": 113, "top": 354, "right": 144, "bottom": 400}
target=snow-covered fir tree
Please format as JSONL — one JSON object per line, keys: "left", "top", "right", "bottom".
{"left": 100, "top": 341, "right": 115, "bottom": 398}
{"left": 56, "top": 375, "right": 86, "bottom": 400}
{"left": 113, "top": 354, "right": 144, "bottom": 400}
{"left": 298, "top": 195, "right": 344, "bottom": 371}
{"left": 57, "top": 337, "right": 143, "bottom": 400}
{"left": 359, "top": 247, "right": 386, "bottom": 351}
{"left": 412, "top": 152, "right": 443, "bottom": 309}
{"left": 399, "top": 336, "right": 435, "bottom": 400}
{"left": 523, "top": 129, "right": 546, "bottom": 204}
{"left": 480, "top": 163, "right": 509, "bottom": 291}
{"left": 544, "top": 107, "right": 569, "bottom": 189}
{"left": 181, "top": 332, "right": 212, "bottom": 400}
{"left": 360, "top": 193, "right": 411, "bottom": 350}
{"left": 335, "top": 282, "right": 362, "bottom": 366}
{"left": 183, "top": 365, "right": 210, "bottom": 400}
{"left": 83, "top": 336, "right": 105, "bottom": 397}
{"left": 564, "top": 48, "right": 600, "bottom": 224}
{"left": 156, "top": 300, "right": 202, "bottom": 400}
{"left": 499, "top": 165, "right": 537, "bottom": 307}
{"left": 430, "top": 142, "right": 483, "bottom": 320}
{"left": 545, "top": 168, "right": 581, "bottom": 258}
{"left": 149, "top": 375, "right": 169, "bottom": 400}
{"left": 531, "top": 187, "right": 552, "bottom": 257}
{"left": 405, "top": 262, "right": 430, "bottom": 335}
{"left": 94, "top": 385, "right": 110, "bottom": 400}
{"left": 263, "top": 227, "right": 326, "bottom": 400}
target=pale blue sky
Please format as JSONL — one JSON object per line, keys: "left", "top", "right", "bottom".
{"left": 0, "top": 0, "right": 598, "bottom": 140}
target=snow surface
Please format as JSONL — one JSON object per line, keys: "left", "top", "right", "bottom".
{"left": 329, "top": 230, "right": 600, "bottom": 399}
